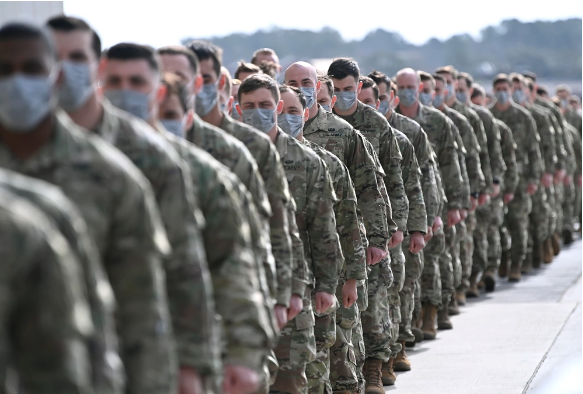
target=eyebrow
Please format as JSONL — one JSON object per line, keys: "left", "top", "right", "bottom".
{"left": 287, "top": 105, "right": 300, "bottom": 111}
{"left": 301, "top": 78, "right": 312, "bottom": 84}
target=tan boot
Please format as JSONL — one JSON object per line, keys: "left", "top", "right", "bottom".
{"left": 363, "top": 359, "right": 384, "bottom": 394}
{"left": 534, "top": 240, "right": 546, "bottom": 267}
{"left": 381, "top": 358, "right": 396, "bottom": 386}
{"left": 482, "top": 267, "right": 497, "bottom": 292}
{"left": 522, "top": 252, "right": 533, "bottom": 275}
{"left": 421, "top": 303, "right": 438, "bottom": 340}
{"left": 498, "top": 249, "right": 510, "bottom": 278}
{"left": 508, "top": 258, "right": 522, "bottom": 282}
{"left": 456, "top": 289, "right": 467, "bottom": 306}
{"left": 410, "top": 327, "right": 423, "bottom": 346}
{"left": 552, "top": 232, "right": 561, "bottom": 256}
{"left": 333, "top": 391, "right": 353, "bottom": 394}
{"left": 466, "top": 272, "right": 480, "bottom": 298}
{"left": 394, "top": 341, "right": 412, "bottom": 372}
{"left": 448, "top": 297, "right": 460, "bottom": 316}
{"left": 437, "top": 302, "right": 453, "bottom": 330}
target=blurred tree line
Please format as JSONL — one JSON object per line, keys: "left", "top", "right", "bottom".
{"left": 183, "top": 18, "right": 582, "bottom": 80}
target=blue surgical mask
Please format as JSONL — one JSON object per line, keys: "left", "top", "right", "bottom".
{"left": 433, "top": 94, "right": 445, "bottom": 108}
{"left": 398, "top": 88, "right": 417, "bottom": 108}
{"left": 278, "top": 113, "right": 304, "bottom": 138}
{"left": 446, "top": 84, "right": 455, "bottom": 100}
{"left": 334, "top": 91, "right": 357, "bottom": 111}
{"left": 59, "top": 61, "right": 93, "bottom": 111}
{"left": 300, "top": 87, "right": 316, "bottom": 109}
{"left": 105, "top": 89, "right": 151, "bottom": 120}
{"left": 231, "top": 101, "right": 241, "bottom": 120}
{"left": 495, "top": 91, "right": 510, "bottom": 105}
{"left": 242, "top": 108, "right": 276, "bottom": 133}
{"left": 378, "top": 100, "right": 390, "bottom": 115}
{"left": 419, "top": 92, "right": 433, "bottom": 106}
{"left": 161, "top": 119, "right": 184, "bottom": 137}
{"left": 456, "top": 91, "right": 468, "bottom": 104}
{"left": 0, "top": 73, "right": 56, "bottom": 133}
{"left": 195, "top": 82, "right": 218, "bottom": 117}
{"left": 321, "top": 104, "right": 331, "bottom": 112}
{"left": 512, "top": 90, "right": 525, "bottom": 104}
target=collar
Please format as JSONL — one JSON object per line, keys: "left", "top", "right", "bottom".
{"left": 92, "top": 98, "right": 121, "bottom": 145}
{"left": 304, "top": 105, "right": 328, "bottom": 136}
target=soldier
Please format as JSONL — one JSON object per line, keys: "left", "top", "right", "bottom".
{"left": 395, "top": 68, "right": 463, "bottom": 343}
{"left": 0, "top": 169, "right": 122, "bottom": 394}
{"left": 489, "top": 73, "right": 543, "bottom": 282}
{"left": 239, "top": 74, "right": 343, "bottom": 394}
{"left": 235, "top": 60, "right": 263, "bottom": 81}
{"left": 0, "top": 190, "right": 94, "bottom": 394}
{"left": 556, "top": 85, "right": 582, "bottom": 135}
{"left": 0, "top": 22, "right": 180, "bottom": 394}
{"left": 315, "top": 75, "right": 338, "bottom": 112}
{"left": 251, "top": 48, "right": 282, "bottom": 82}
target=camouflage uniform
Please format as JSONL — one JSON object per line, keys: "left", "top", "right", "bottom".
{"left": 0, "top": 169, "right": 122, "bottom": 394}
{"left": 490, "top": 102, "right": 543, "bottom": 272}
{"left": 305, "top": 140, "right": 366, "bottom": 394}
{"left": 564, "top": 107, "right": 582, "bottom": 136}
{"left": 0, "top": 112, "right": 180, "bottom": 393}
{"left": 272, "top": 130, "right": 343, "bottom": 394}
{"left": 562, "top": 122, "right": 581, "bottom": 235}
{"left": 0, "top": 190, "right": 94, "bottom": 394}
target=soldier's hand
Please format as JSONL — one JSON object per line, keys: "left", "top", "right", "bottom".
{"left": 287, "top": 294, "right": 303, "bottom": 321}
{"left": 222, "top": 365, "right": 260, "bottom": 394}
{"left": 315, "top": 292, "right": 335, "bottom": 314}
{"left": 388, "top": 230, "right": 404, "bottom": 248}
{"left": 478, "top": 193, "right": 490, "bottom": 205}
{"left": 409, "top": 231, "right": 426, "bottom": 253}
{"left": 460, "top": 209, "right": 468, "bottom": 220}
{"left": 432, "top": 216, "right": 443, "bottom": 233}
{"left": 447, "top": 209, "right": 461, "bottom": 228}
{"left": 564, "top": 175, "right": 573, "bottom": 186}
{"left": 554, "top": 169, "right": 567, "bottom": 184}
{"left": 342, "top": 279, "right": 358, "bottom": 308}
{"left": 527, "top": 183, "right": 538, "bottom": 195}
{"left": 504, "top": 193, "right": 514, "bottom": 205}
{"left": 491, "top": 183, "right": 501, "bottom": 197}
{"left": 541, "top": 173, "right": 553, "bottom": 188}
{"left": 470, "top": 196, "right": 479, "bottom": 212}
{"left": 179, "top": 366, "right": 203, "bottom": 394}
{"left": 424, "top": 225, "right": 434, "bottom": 242}
{"left": 367, "top": 246, "right": 387, "bottom": 266}
{"left": 274, "top": 304, "right": 288, "bottom": 329}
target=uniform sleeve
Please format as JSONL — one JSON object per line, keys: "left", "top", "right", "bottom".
{"left": 525, "top": 113, "right": 543, "bottom": 184}
{"left": 403, "top": 145, "right": 427, "bottom": 234}
{"left": 459, "top": 117, "right": 486, "bottom": 195}
{"left": 289, "top": 205, "right": 310, "bottom": 296}
{"left": 549, "top": 113, "right": 567, "bottom": 171}
{"left": 499, "top": 122, "right": 519, "bottom": 195}
{"left": 478, "top": 112, "right": 501, "bottom": 190}
{"left": 417, "top": 132, "right": 439, "bottom": 226}
{"left": 538, "top": 113, "right": 558, "bottom": 173}
{"left": 379, "top": 130, "right": 409, "bottom": 232}
{"left": 449, "top": 120, "right": 471, "bottom": 210}
{"left": 437, "top": 119, "right": 463, "bottom": 210}
{"left": 563, "top": 124, "right": 577, "bottom": 176}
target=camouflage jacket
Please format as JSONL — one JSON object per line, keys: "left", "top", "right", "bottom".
{"left": 304, "top": 139, "right": 367, "bottom": 281}
{"left": 303, "top": 105, "right": 390, "bottom": 249}
{"left": 489, "top": 102, "right": 543, "bottom": 191}
{"left": 219, "top": 113, "right": 295, "bottom": 306}
{"left": 524, "top": 103, "right": 557, "bottom": 173}
{"left": 335, "top": 101, "right": 408, "bottom": 233}
{"left": 0, "top": 169, "right": 121, "bottom": 394}
{"left": 564, "top": 108, "right": 582, "bottom": 136}
{"left": 274, "top": 129, "right": 343, "bottom": 294}
{"left": 494, "top": 119, "right": 519, "bottom": 194}
{"left": 0, "top": 112, "right": 179, "bottom": 393}
{"left": 535, "top": 103, "right": 567, "bottom": 172}
{"left": 0, "top": 190, "right": 94, "bottom": 394}
{"left": 563, "top": 122, "right": 581, "bottom": 176}
{"left": 396, "top": 103, "right": 463, "bottom": 210}
{"left": 535, "top": 96, "right": 569, "bottom": 171}
{"left": 388, "top": 111, "right": 439, "bottom": 227}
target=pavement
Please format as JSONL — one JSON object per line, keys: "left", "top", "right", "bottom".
{"left": 387, "top": 239, "right": 582, "bottom": 394}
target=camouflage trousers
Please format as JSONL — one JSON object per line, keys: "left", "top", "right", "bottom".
{"left": 555, "top": 183, "right": 565, "bottom": 234}
{"left": 452, "top": 221, "right": 464, "bottom": 289}
{"left": 506, "top": 191, "right": 532, "bottom": 270}
{"left": 486, "top": 195, "right": 504, "bottom": 270}
{"left": 563, "top": 182, "right": 577, "bottom": 233}
{"left": 528, "top": 186, "right": 550, "bottom": 254}
{"left": 421, "top": 226, "right": 445, "bottom": 307}
{"left": 399, "top": 235, "right": 424, "bottom": 342}
{"left": 387, "top": 245, "right": 405, "bottom": 358}
{"left": 439, "top": 225, "right": 456, "bottom": 305}
{"left": 459, "top": 212, "right": 476, "bottom": 291}
{"left": 472, "top": 203, "right": 491, "bottom": 274}
{"left": 361, "top": 257, "right": 393, "bottom": 362}
{"left": 270, "top": 287, "right": 316, "bottom": 394}
{"left": 577, "top": 185, "right": 582, "bottom": 229}
{"left": 352, "top": 283, "right": 367, "bottom": 393}
{"left": 545, "top": 185, "right": 557, "bottom": 238}
{"left": 306, "top": 310, "right": 337, "bottom": 394}
{"left": 412, "top": 279, "right": 422, "bottom": 331}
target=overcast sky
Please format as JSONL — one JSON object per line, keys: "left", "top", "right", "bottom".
{"left": 64, "top": 0, "right": 581, "bottom": 49}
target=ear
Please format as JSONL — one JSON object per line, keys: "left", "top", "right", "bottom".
{"left": 303, "top": 107, "right": 309, "bottom": 122}
{"left": 375, "top": 99, "right": 380, "bottom": 110}
{"left": 418, "top": 82, "right": 424, "bottom": 92}
{"left": 185, "top": 109, "right": 194, "bottom": 131}
{"left": 390, "top": 91, "right": 395, "bottom": 101}
{"left": 276, "top": 99, "right": 284, "bottom": 115}
{"left": 470, "top": 87, "right": 474, "bottom": 96}
{"left": 444, "top": 88, "right": 449, "bottom": 98}
{"left": 316, "top": 80, "right": 322, "bottom": 95}
{"left": 156, "top": 84, "right": 167, "bottom": 104}
{"left": 236, "top": 102, "right": 243, "bottom": 117}
{"left": 331, "top": 95, "right": 337, "bottom": 109}
{"left": 356, "top": 81, "right": 363, "bottom": 94}
{"left": 193, "top": 75, "right": 203, "bottom": 95}
{"left": 98, "top": 58, "right": 108, "bottom": 78}
{"left": 226, "top": 96, "right": 234, "bottom": 115}
{"left": 392, "top": 96, "right": 400, "bottom": 109}
{"left": 218, "top": 74, "right": 227, "bottom": 91}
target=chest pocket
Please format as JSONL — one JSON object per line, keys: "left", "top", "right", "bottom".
{"left": 285, "top": 163, "right": 308, "bottom": 212}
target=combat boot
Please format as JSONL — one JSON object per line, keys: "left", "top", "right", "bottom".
{"left": 448, "top": 297, "right": 460, "bottom": 315}
{"left": 466, "top": 272, "right": 480, "bottom": 298}
{"left": 542, "top": 237, "right": 554, "bottom": 264}
{"left": 363, "top": 359, "right": 384, "bottom": 394}
{"left": 394, "top": 341, "right": 412, "bottom": 372}
{"left": 563, "top": 229, "right": 574, "bottom": 245}
{"left": 409, "top": 327, "right": 424, "bottom": 347}
{"left": 420, "top": 303, "right": 437, "bottom": 340}
{"left": 508, "top": 259, "right": 522, "bottom": 282}
{"left": 482, "top": 267, "right": 497, "bottom": 292}
{"left": 437, "top": 302, "right": 453, "bottom": 330}
{"left": 381, "top": 358, "right": 396, "bottom": 386}
{"left": 552, "top": 232, "right": 561, "bottom": 255}
{"left": 456, "top": 289, "right": 467, "bottom": 306}
{"left": 498, "top": 250, "right": 510, "bottom": 278}
{"left": 333, "top": 391, "right": 352, "bottom": 394}
{"left": 522, "top": 252, "right": 532, "bottom": 275}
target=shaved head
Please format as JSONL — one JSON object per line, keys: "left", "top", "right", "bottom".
{"left": 396, "top": 68, "right": 420, "bottom": 84}
{"left": 285, "top": 61, "right": 317, "bottom": 84}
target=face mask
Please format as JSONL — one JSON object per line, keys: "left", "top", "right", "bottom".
{"left": 105, "top": 89, "right": 151, "bottom": 120}
{"left": 512, "top": 90, "right": 525, "bottom": 104}
{"left": 495, "top": 91, "right": 510, "bottom": 105}
{"left": 242, "top": 108, "right": 276, "bottom": 133}
{"left": 446, "top": 84, "right": 455, "bottom": 100}
{"left": 456, "top": 91, "right": 468, "bottom": 104}
{"left": 321, "top": 104, "right": 331, "bottom": 112}
{"left": 161, "top": 119, "right": 184, "bottom": 137}
{"left": 0, "top": 73, "right": 56, "bottom": 133}
{"left": 195, "top": 82, "right": 218, "bottom": 117}
{"left": 278, "top": 113, "right": 303, "bottom": 138}
{"left": 59, "top": 61, "right": 93, "bottom": 111}
{"left": 377, "top": 100, "right": 390, "bottom": 115}
{"left": 334, "top": 91, "right": 357, "bottom": 111}
{"left": 231, "top": 101, "right": 241, "bottom": 120}
{"left": 398, "top": 88, "right": 417, "bottom": 107}
{"left": 433, "top": 94, "right": 445, "bottom": 108}
{"left": 299, "top": 87, "right": 316, "bottom": 109}
{"left": 561, "top": 99, "right": 569, "bottom": 109}
{"left": 419, "top": 92, "right": 433, "bottom": 106}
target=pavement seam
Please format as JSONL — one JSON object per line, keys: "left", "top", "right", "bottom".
{"left": 521, "top": 302, "right": 579, "bottom": 393}
{"left": 559, "top": 274, "right": 582, "bottom": 303}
